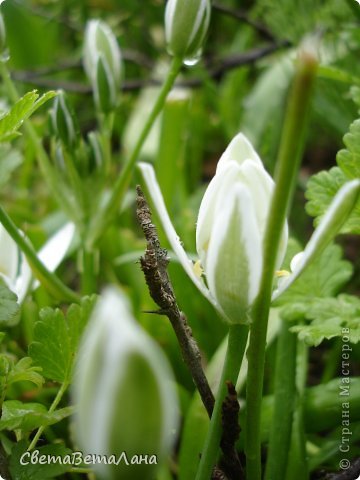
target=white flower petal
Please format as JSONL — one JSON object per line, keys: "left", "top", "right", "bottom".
{"left": 273, "top": 179, "right": 360, "bottom": 300}
{"left": 290, "top": 251, "right": 304, "bottom": 272}
{"left": 38, "top": 222, "right": 75, "bottom": 272}
{"left": 30, "top": 222, "right": 75, "bottom": 293}
{"left": 205, "top": 184, "right": 263, "bottom": 323}
{"left": 196, "top": 161, "right": 240, "bottom": 265}
{"left": 0, "top": 223, "right": 20, "bottom": 283}
{"left": 14, "top": 256, "right": 32, "bottom": 303}
{"left": 232, "top": 159, "right": 274, "bottom": 230}
{"left": 187, "top": 0, "right": 209, "bottom": 48}
{"left": 216, "top": 132, "right": 263, "bottom": 172}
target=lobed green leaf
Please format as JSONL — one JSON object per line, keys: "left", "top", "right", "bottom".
{"left": 305, "top": 118, "right": 360, "bottom": 234}
{"left": 0, "top": 401, "right": 73, "bottom": 432}
{"left": 28, "top": 295, "right": 97, "bottom": 384}
{"left": 291, "top": 294, "right": 360, "bottom": 346}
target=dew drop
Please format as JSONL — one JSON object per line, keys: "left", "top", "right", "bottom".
{"left": 183, "top": 50, "right": 202, "bottom": 67}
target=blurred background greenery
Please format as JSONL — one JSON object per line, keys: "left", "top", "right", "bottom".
{"left": 0, "top": 1, "right": 360, "bottom": 476}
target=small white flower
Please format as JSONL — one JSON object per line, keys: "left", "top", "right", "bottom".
{"left": 195, "top": 134, "right": 287, "bottom": 322}
{"left": 139, "top": 133, "right": 288, "bottom": 324}
{"left": 0, "top": 222, "right": 75, "bottom": 302}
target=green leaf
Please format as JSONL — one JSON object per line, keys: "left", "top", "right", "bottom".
{"left": 291, "top": 294, "right": 360, "bottom": 346}
{"left": 274, "top": 241, "right": 353, "bottom": 307}
{"left": 7, "top": 357, "right": 44, "bottom": 389}
{"left": 337, "top": 118, "right": 360, "bottom": 179}
{"left": 0, "top": 401, "right": 73, "bottom": 432}
{"left": 0, "top": 90, "right": 57, "bottom": 143}
{"left": 305, "top": 167, "right": 360, "bottom": 234}
{"left": 305, "top": 118, "right": 360, "bottom": 234}
{"left": 317, "top": 65, "right": 360, "bottom": 87}
{"left": 9, "top": 441, "right": 73, "bottom": 479}
{"left": 256, "top": 0, "right": 353, "bottom": 43}
{"left": 29, "top": 296, "right": 97, "bottom": 384}
{"left": 0, "top": 356, "right": 44, "bottom": 404}
{"left": 0, "top": 282, "right": 20, "bottom": 327}
{"left": 275, "top": 241, "right": 356, "bottom": 346}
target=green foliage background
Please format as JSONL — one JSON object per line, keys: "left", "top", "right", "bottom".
{"left": 0, "top": 0, "right": 359, "bottom": 479}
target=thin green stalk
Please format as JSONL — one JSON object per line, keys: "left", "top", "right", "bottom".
{"left": 0, "top": 62, "right": 82, "bottom": 227}
{"left": 80, "top": 248, "right": 98, "bottom": 295}
{"left": 245, "top": 51, "right": 317, "bottom": 480}
{"left": 86, "top": 56, "right": 183, "bottom": 249}
{"left": 264, "top": 321, "right": 297, "bottom": 480}
{"left": 28, "top": 382, "right": 69, "bottom": 451}
{"left": 99, "top": 111, "right": 114, "bottom": 176}
{"left": 195, "top": 324, "right": 248, "bottom": 480}
{"left": 285, "top": 339, "right": 309, "bottom": 480}
{"left": 0, "top": 205, "right": 80, "bottom": 303}
{"left": 321, "top": 338, "right": 341, "bottom": 383}
{"left": 62, "top": 149, "right": 86, "bottom": 217}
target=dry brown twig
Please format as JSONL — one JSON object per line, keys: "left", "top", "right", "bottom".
{"left": 135, "top": 185, "right": 215, "bottom": 418}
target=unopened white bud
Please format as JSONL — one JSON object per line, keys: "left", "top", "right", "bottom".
{"left": 73, "top": 288, "right": 178, "bottom": 480}
{"left": 83, "top": 20, "right": 122, "bottom": 112}
{"left": 196, "top": 133, "right": 288, "bottom": 323}
{"left": 165, "top": 0, "right": 211, "bottom": 61}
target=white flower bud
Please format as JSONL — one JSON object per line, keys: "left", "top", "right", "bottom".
{"left": 83, "top": 20, "right": 122, "bottom": 112}
{"left": 73, "top": 288, "right": 178, "bottom": 480}
{"left": 51, "top": 91, "right": 79, "bottom": 149}
{"left": 196, "top": 133, "right": 288, "bottom": 322}
{"left": 165, "top": 0, "right": 211, "bottom": 61}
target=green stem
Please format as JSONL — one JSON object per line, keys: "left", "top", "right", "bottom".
{"left": 80, "top": 248, "right": 98, "bottom": 295}
{"left": 285, "top": 339, "right": 309, "bottom": 480}
{"left": 99, "top": 111, "right": 114, "bottom": 176}
{"left": 86, "top": 56, "right": 183, "bottom": 249}
{"left": 195, "top": 324, "right": 248, "bottom": 480}
{"left": 245, "top": 51, "right": 317, "bottom": 480}
{"left": 28, "top": 382, "right": 69, "bottom": 451}
{"left": 63, "top": 149, "right": 86, "bottom": 218}
{"left": 0, "top": 62, "right": 82, "bottom": 228}
{"left": 264, "top": 321, "right": 297, "bottom": 480}
{"left": 321, "top": 338, "right": 341, "bottom": 383}
{"left": 0, "top": 205, "right": 80, "bottom": 303}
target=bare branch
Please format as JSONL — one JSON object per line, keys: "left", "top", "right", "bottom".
{"left": 212, "top": 3, "right": 275, "bottom": 41}
{"left": 11, "top": 43, "right": 288, "bottom": 93}
{"left": 219, "top": 382, "right": 243, "bottom": 479}
{"left": 136, "top": 186, "right": 215, "bottom": 418}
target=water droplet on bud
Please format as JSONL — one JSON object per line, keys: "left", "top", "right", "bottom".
{"left": 183, "top": 50, "right": 201, "bottom": 67}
